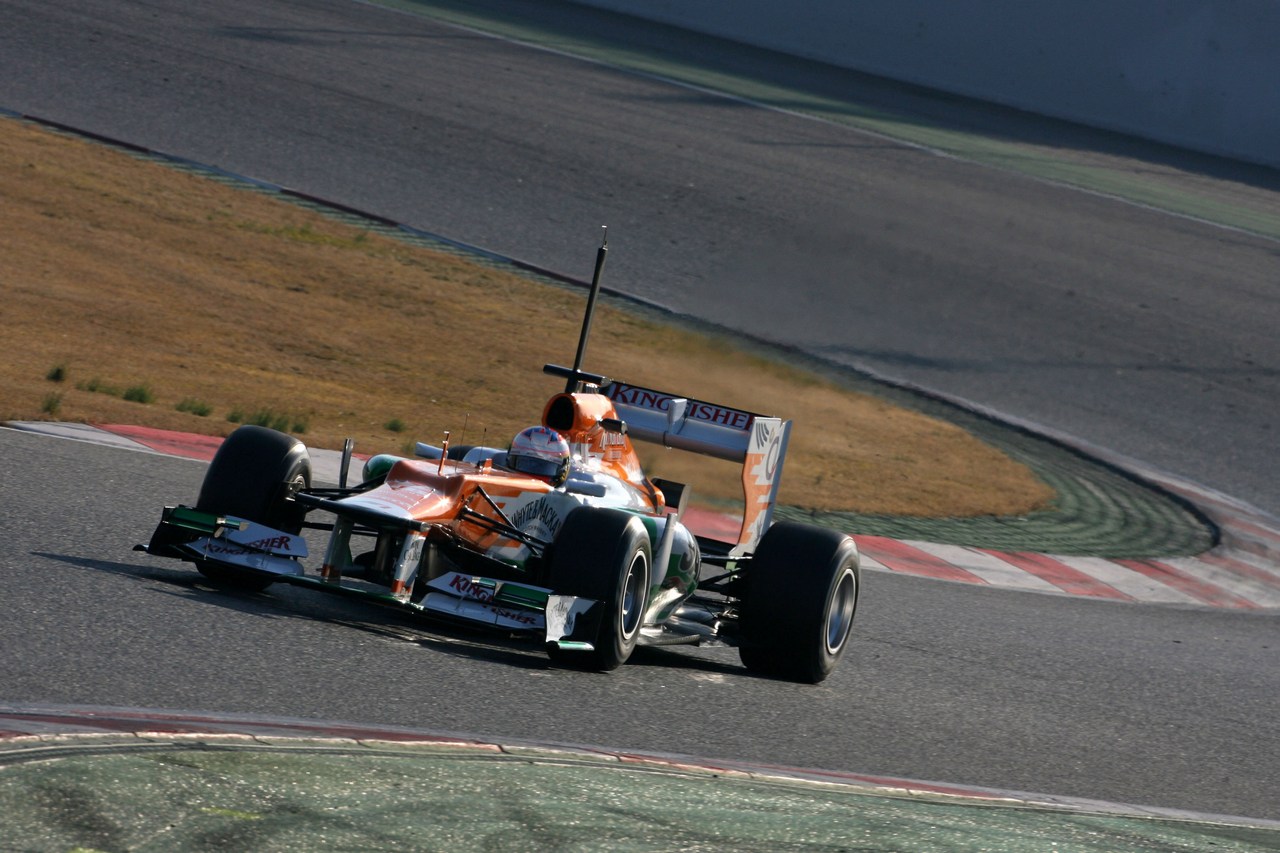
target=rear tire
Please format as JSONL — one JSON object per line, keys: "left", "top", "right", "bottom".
{"left": 193, "top": 425, "right": 311, "bottom": 592}
{"left": 545, "top": 508, "right": 651, "bottom": 671}
{"left": 738, "top": 522, "right": 860, "bottom": 683}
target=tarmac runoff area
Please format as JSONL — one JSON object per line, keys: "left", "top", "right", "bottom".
{"left": 1, "top": 704, "right": 1278, "bottom": 851}
{"left": 9, "top": 420, "right": 1280, "bottom": 611}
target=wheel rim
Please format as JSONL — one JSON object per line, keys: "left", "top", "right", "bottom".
{"left": 825, "top": 568, "right": 857, "bottom": 654}
{"left": 620, "top": 551, "right": 646, "bottom": 639}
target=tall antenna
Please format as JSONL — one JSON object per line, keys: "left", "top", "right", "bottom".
{"left": 567, "top": 226, "right": 608, "bottom": 393}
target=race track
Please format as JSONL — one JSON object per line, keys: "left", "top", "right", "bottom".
{"left": 2, "top": 427, "right": 1278, "bottom": 820}
{"left": 2, "top": 0, "right": 1279, "bottom": 824}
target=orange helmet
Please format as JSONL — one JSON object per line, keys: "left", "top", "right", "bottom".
{"left": 508, "top": 426, "right": 571, "bottom": 486}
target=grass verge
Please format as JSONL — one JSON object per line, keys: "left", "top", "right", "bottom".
{"left": 0, "top": 116, "right": 1053, "bottom": 517}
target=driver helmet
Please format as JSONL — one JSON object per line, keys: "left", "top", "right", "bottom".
{"left": 507, "top": 426, "right": 571, "bottom": 486}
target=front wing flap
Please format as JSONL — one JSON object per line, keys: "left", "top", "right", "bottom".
{"left": 415, "top": 572, "right": 601, "bottom": 651}
{"left": 138, "top": 505, "right": 307, "bottom": 577}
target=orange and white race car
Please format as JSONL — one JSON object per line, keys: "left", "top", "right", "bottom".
{"left": 139, "top": 241, "right": 861, "bottom": 682}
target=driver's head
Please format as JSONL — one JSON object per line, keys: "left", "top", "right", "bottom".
{"left": 507, "top": 426, "right": 571, "bottom": 486}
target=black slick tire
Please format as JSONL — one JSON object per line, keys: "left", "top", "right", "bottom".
{"left": 193, "top": 425, "right": 311, "bottom": 592}
{"left": 738, "top": 521, "right": 860, "bottom": 683}
{"left": 546, "top": 507, "right": 651, "bottom": 671}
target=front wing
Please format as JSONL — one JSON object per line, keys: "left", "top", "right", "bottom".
{"left": 137, "top": 505, "right": 604, "bottom": 651}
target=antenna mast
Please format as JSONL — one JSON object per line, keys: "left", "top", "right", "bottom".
{"left": 567, "top": 226, "right": 608, "bottom": 393}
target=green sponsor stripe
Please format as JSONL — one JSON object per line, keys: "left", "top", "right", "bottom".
{"left": 161, "top": 505, "right": 245, "bottom": 535}
{"left": 494, "top": 583, "right": 550, "bottom": 610}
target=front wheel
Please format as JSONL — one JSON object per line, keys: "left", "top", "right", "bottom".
{"left": 193, "top": 425, "right": 311, "bottom": 592}
{"left": 738, "top": 522, "right": 860, "bottom": 683}
{"left": 545, "top": 508, "right": 651, "bottom": 671}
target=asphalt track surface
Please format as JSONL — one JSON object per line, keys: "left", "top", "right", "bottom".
{"left": 2, "top": 0, "right": 1279, "bottom": 828}
{"left": 3, "top": 427, "right": 1279, "bottom": 827}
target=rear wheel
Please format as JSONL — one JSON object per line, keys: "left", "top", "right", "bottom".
{"left": 193, "top": 425, "right": 311, "bottom": 592}
{"left": 738, "top": 522, "right": 860, "bottom": 683}
{"left": 545, "top": 508, "right": 651, "bottom": 671}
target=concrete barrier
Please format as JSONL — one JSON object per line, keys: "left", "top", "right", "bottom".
{"left": 570, "top": 0, "right": 1280, "bottom": 169}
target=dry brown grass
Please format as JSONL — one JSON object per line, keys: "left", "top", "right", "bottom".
{"left": 0, "top": 118, "right": 1053, "bottom": 517}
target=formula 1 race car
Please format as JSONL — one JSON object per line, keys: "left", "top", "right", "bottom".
{"left": 138, "top": 239, "right": 861, "bottom": 682}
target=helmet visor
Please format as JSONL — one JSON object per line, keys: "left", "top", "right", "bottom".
{"left": 510, "top": 455, "right": 564, "bottom": 480}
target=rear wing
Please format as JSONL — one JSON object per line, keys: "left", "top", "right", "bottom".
{"left": 545, "top": 231, "right": 790, "bottom": 555}
{"left": 605, "top": 380, "right": 791, "bottom": 556}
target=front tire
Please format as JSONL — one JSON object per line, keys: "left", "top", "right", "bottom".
{"left": 545, "top": 508, "right": 651, "bottom": 671}
{"left": 738, "top": 522, "right": 860, "bottom": 683}
{"left": 193, "top": 425, "right": 311, "bottom": 592}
